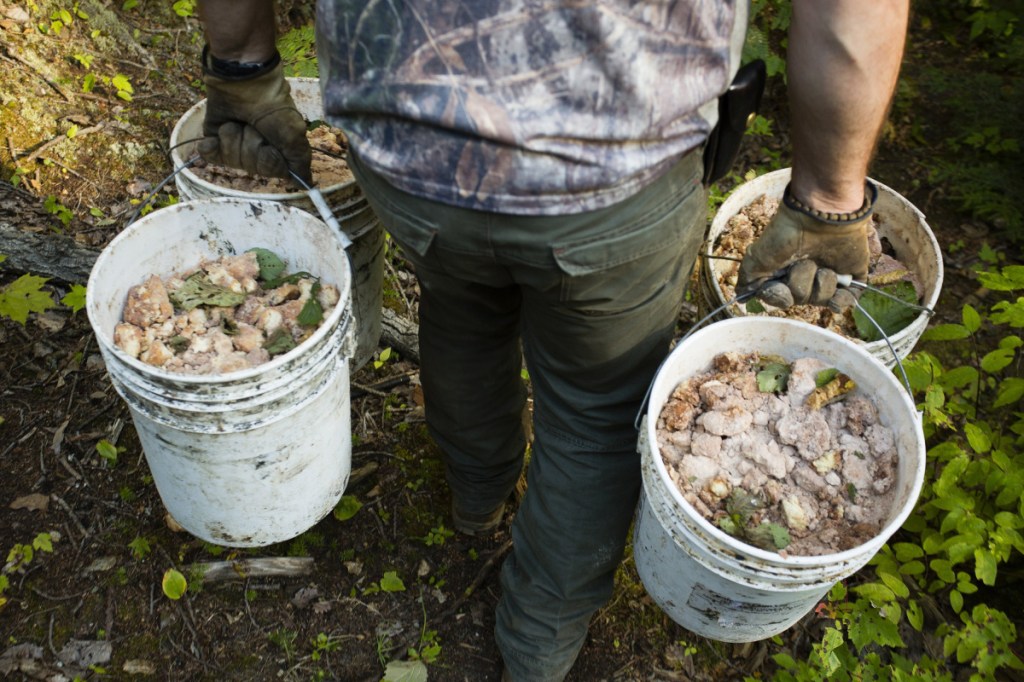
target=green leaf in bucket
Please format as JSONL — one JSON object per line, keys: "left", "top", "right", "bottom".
{"left": 168, "top": 335, "right": 190, "bottom": 353}
{"left": 853, "top": 281, "right": 919, "bottom": 342}
{"left": 756, "top": 361, "right": 791, "bottom": 394}
{"left": 169, "top": 272, "right": 246, "bottom": 311}
{"left": 815, "top": 367, "right": 840, "bottom": 388}
{"left": 262, "top": 271, "right": 317, "bottom": 289}
{"left": 162, "top": 568, "right": 187, "bottom": 600}
{"left": 297, "top": 282, "right": 323, "bottom": 327}
{"left": 745, "top": 298, "right": 766, "bottom": 314}
{"left": 246, "top": 248, "right": 287, "bottom": 282}
{"left": 746, "top": 522, "right": 791, "bottom": 551}
{"left": 265, "top": 328, "right": 297, "bottom": 357}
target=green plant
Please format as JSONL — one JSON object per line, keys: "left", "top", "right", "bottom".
{"left": 374, "top": 347, "right": 395, "bottom": 370}
{"left": 310, "top": 632, "right": 340, "bottom": 661}
{"left": 405, "top": 595, "right": 442, "bottom": 667}
{"left": 128, "top": 536, "right": 152, "bottom": 560}
{"left": 754, "top": 263, "right": 1024, "bottom": 681}
{"left": 161, "top": 568, "right": 187, "bottom": 600}
{"left": 269, "top": 628, "right": 298, "bottom": 663}
{"left": 279, "top": 24, "right": 318, "bottom": 77}
{"left": 95, "top": 439, "right": 123, "bottom": 467}
{"left": 1, "top": 533, "right": 56, "bottom": 609}
{"left": 363, "top": 570, "right": 406, "bottom": 596}
{"left": 0, "top": 273, "right": 56, "bottom": 324}
{"left": 0, "top": 255, "right": 87, "bottom": 323}
{"left": 171, "top": 0, "right": 195, "bottom": 17}
{"left": 421, "top": 523, "right": 454, "bottom": 547}
{"left": 333, "top": 495, "right": 363, "bottom": 521}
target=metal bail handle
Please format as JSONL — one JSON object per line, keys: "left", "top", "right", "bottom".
{"left": 633, "top": 287, "right": 920, "bottom": 432}
{"left": 289, "top": 170, "right": 353, "bottom": 250}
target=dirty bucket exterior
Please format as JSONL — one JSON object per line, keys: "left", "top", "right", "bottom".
{"left": 699, "top": 169, "right": 943, "bottom": 367}
{"left": 169, "top": 78, "right": 383, "bottom": 372}
{"left": 633, "top": 317, "right": 926, "bottom": 642}
{"left": 86, "top": 198, "right": 353, "bottom": 547}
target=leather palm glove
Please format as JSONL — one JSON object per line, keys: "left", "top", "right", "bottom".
{"left": 198, "top": 46, "right": 312, "bottom": 184}
{"left": 736, "top": 181, "right": 877, "bottom": 312}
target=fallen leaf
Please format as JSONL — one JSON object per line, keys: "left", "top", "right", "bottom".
{"left": 2, "top": 6, "right": 30, "bottom": 22}
{"left": 290, "top": 586, "right": 319, "bottom": 609}
{"left": 122, "top": 659, "right": 157, "bottom": 675}
{"left": 0, "top": 643, "right": 44, "bottom": 676}
{"left": 164, "top": 513, "right": 185, "bottom": 533}
{"left": 51, "top": 418, "right": 69, "bottom": 456}
{"left": 10, "top": 493, "right": 49, "bottom": 512}
{"left": 33, "top": 311, "right": 66, "bottom": 333}
{"left": 382, "top": 660, "right": 428, "bottom": 682}
{"left": 57, "top": 639, "right": 112, "bottom": 669}
{"left": 83, "top": 556, "right": 117, "bottom": 573}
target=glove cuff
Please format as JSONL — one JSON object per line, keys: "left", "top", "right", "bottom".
{"left": 202, "top": 44, "right": 281, "bottom": 81}
{"left": 783, "top": 180, "right": 878, "bottom": 225}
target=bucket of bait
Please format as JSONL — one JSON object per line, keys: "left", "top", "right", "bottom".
{"left": 86, "top": 198, "right": 353, "bottom": 547}
{"left": 169, "top": 77, "right": 382, "bottom": 372}
{"left": 633, "top": 317, "right": 925, "bottom": 642}
{"left": 699, "top": 168, "right": 943, "bottom": 366}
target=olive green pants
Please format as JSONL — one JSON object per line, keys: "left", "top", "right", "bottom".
{"left": 349, "top": 150, "right": 706, "bottom": 681}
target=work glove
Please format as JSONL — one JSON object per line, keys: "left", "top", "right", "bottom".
{"left": 736, "top": 182, "right": 877, "bottom": 313}
{"left": 199, "top": 47, "right": 313, "bottom": 184}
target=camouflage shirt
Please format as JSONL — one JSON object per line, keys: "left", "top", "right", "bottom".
{"left": 316, "top": 0, "right": 746, "bottom": 215}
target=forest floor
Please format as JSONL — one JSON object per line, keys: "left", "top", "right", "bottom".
{"left": 1, "top": 2, "right": 1021, "bottom": 681}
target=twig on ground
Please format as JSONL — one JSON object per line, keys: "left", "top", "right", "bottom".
{"left": 438, "top": 538, "right": 513, "bottom": 621}
{"left": 31, "top": 587, "right": 90, "bottom": 602}
{"left": 3, "top": 424, "right": 39, "bottom": 460}
{"left": 0, "top": 44, "right": 73, "bottom": 102}
{"left": 383, "top": 254, "right": 414, "bottom": 316}
{"left": 51, "top": 494, "right": 89, "bottom": 539}
{"left": 351, "top": 372, "right": 414, "bottom": 399}
{"left": 243, "top": 579, "right": 259, "bottom": 629}
{"left": 24, "top": 124, "right": 105, "bottom": 165}
{"left": 56, "top": 454, "right": 84, "bottom": 482}
{"left": 48, "top": 613, "right": 59, "bottom": 657}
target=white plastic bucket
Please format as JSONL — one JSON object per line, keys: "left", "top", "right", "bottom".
{"left": 86, "top": 198, "right": 353, "bottom": 547}
{"left": 633, "top": 317, "right": 925, "bottom": 642}
{"left": 700, "top": 169, "right": 943, "bottom": 367}
{"left": 169, "top": 78, "right": 383, "bottom": 372}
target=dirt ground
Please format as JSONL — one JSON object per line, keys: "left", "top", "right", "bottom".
{"left": 0, "top": 2, "right": 1021, "bottom": 681}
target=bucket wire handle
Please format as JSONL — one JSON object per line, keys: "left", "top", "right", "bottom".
{"left": 634, "top": 293, "right": 755, "bottom": 430}
{"left": 125, "top": 138, "right": 206, "bottom": 226}
{"left": 287, "top": 170, "right": 353, "bottom": 250}
{"left": 287, "top": 170, "right": 359, "bottom": 362}
{"left": 634, "top": 280, "right": 923, "bottom": 431}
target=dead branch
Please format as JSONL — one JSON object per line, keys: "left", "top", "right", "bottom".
{"left": 186, "top": 557, "right": 314, "bottom": 583}
{"left": 23, "top": 124, "right": 106, "bottom": 165}
{"left": 381, "top": 307, "right": 419, "bottom": 364}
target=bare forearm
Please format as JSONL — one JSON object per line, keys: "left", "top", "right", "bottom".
{"left": 198, "top": 0, "right": 277, "bottom": 62}
{"left": 787, "top": 0, "right": 909, "bottom": 212}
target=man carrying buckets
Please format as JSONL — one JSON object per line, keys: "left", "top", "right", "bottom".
{"left": 194, "top": 1, "right": 910, "bottom": 679}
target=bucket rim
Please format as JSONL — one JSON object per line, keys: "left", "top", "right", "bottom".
{"left": 169, "top": 77, "right": 360, "bottom": 201}
{"left": 703, "top": 168, "right": 944, "bottom": 347}
{"left": 644, "top": 316, "right": 926, "bottom": 566}
{"left": 86, "top": 197, "right": 352, "bottom": 386}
